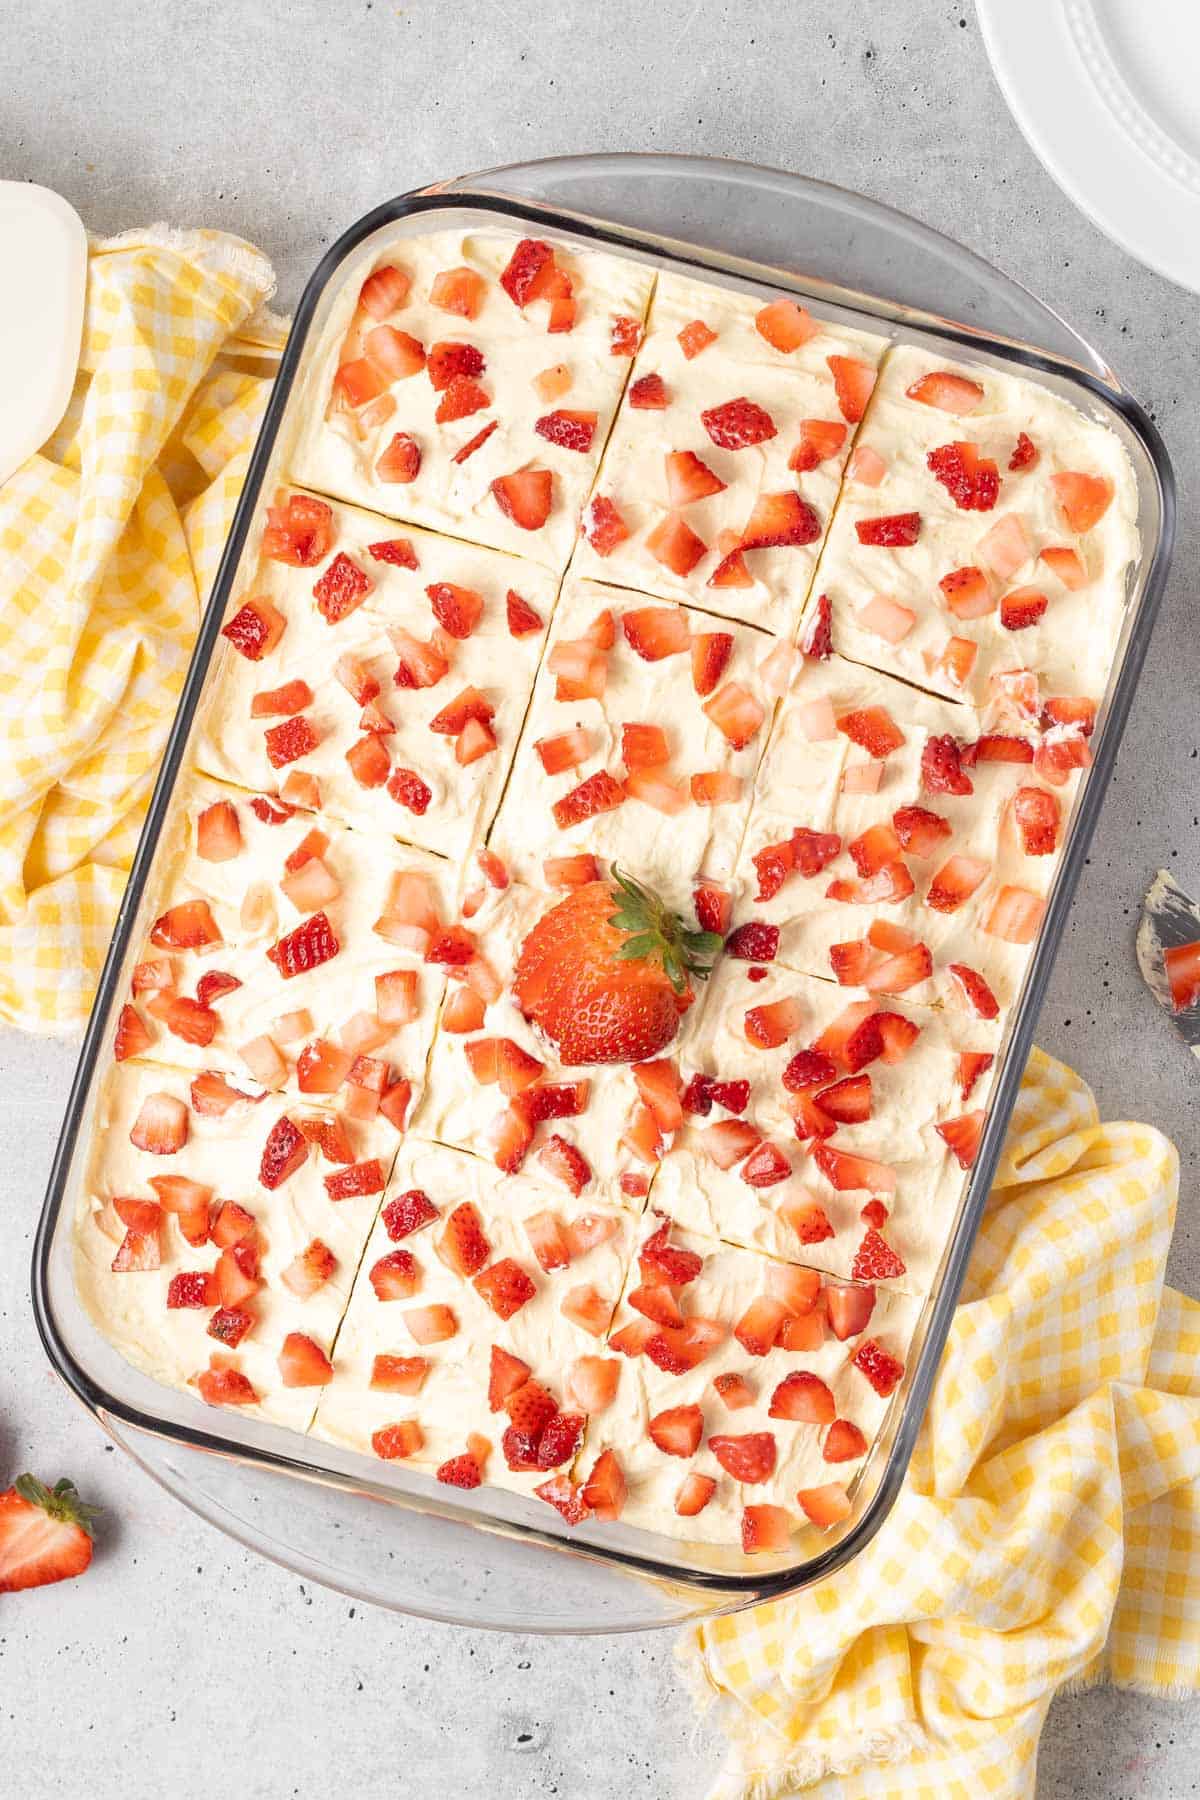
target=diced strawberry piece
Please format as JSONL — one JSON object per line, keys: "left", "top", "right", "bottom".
{"left": 375, "top": 432, "right": 422, "bottom": 483}
{"left": 723, "top": 923, "right": 778, "bottom": 968}
{"left": 1004, "top": 430, "right": 1037, "bottom": 473}
{"left": 688, "top": 882, "right": 730, "bottom": 940}
{"left": 311, "top": 552, "right": 372, "bottom": 625}
{"left": 609, "top": 314, "right": 643, "bottom": 356}
{"left": 729, "top": 1295, "right": 785, "bottom": 1358}
{"left": 533, "top": 409, "right": 597, "bottom": 454}
{"left": 752, "top": 296, "right": 816, "bottom": 352}
{"left": 618, "top": 607, "right": 688, "bottom": 666}
{"left": 323, "top": 1158, "right": 386, "bottom": 1201}
{"left": 767, "top": 1370, "right": 836, "bottom": 1424}
{"left": 276, "top": 1237, "right": 337, "bottom": 1300}
{"left": 697, "top": 1120, "right": 760, "bottom": 1172}
{"left": 836, "top": 707, "right": 905, "bottom": 760}
{"left": 814, "top": 1145, "right": 896, "bottom": 1196}
{"left": 740, "top": 490, "right": 821, "bottom": 550}
{"left": 208, "top": 1303, "right": 256, "bottom": 1347}
{"left": 430, "top": 265, "right": 486, "bottom": 317}
{"left": 642, "top": 510, "right": 706, "bottom": 577}
{"left": 111, "top": 1196, "right": 164, "bottom": 1237}
{"left": 263, "top": 715, "right": 320, "bottom": 770}
{"left": 163, "top": 1267, "right": 215, "bottom": 1309}
{"left": 664, "top": 449, "right": 726, "bottom": 509}
{"left": 580, "top": 494, "right": 631, "bottom": 557}
{"left": 936, "top": 1109, "right": 986, "bottom": 1169}
{"left": 978, "top": 512, "right": 1033, "bottom": 580}
{"left": 473, "top": 1257, "right": 537, "bottom": 1320}
{"left": 364, "top": 323, "right": 426, "bottom": 382}
{"left": 560, "top": 1283, "right": 611, "bottom": 1336}
{"left": 1051, "top": 471, "right": 1113, "bottom": 532}
{"left": 856, "top": 512, "right": 921, "bottom": 547}
{"left": 1011, "top": 781, "right": 1061, "bottom": 857}
{"left": 262, "top": 493, "right": 334, "bottom": 567}
{"left": 780, "top": 1048, "right": 838, "bottom": 1093}
{"left": 850, "top": 1229, "right": 906, "bottom": 1282}
{"left": 333, "top": 357, "right": 388, "bottom": 408}
{"left": 999, "top": 585, "right": 1048, "bottom": 632}
{"left": 822, "top": 1419, "right": 867, "bottom": 1464}
{"left": 708, "top": 1432, "right": 776, "bottom": 1484}
{"left": 906, "top": 369, "right": 984, "bottom": 413}
{"left": 549, "top": 769, "right": 624, "bottom": 831}
{"left": 504, "top": 1380, "right": 558, "bottom": 1442}
{"left": 925, "top": 854, "right": 990, "bottom": 914}
{"left": 851, "top": 1337, "right": 905, "bottom": 1397}
{"left": 128, "top": 1090, "right": 189, "bottom": 1156}
{"left": 377, "top": 1192, "right": 437, "bottom": 1248}
{"left": 691, "top": 771, "right": 744, "bottom": 808}
{"left": 825, "top": 1282, "right": 877, "bottom": 1341}
{"left": 741, "top": 1141, "right": 791, "bottom": 1188}
{"left": 1039, "top": 546, "right": 1088, "bottom": 590}
{"left": 675, "top": 1472, "right": 717, "bottom": 1517}
{"left": 789, "top": 418, "right": 847, "bottom": 474}
{"left": 498, "top": 237, "right": 554, "bottom": 305}
{"left": 827, "top": 354, "right": 877, "bottom": 422}
{"left": 276, "top": 1331, "right": 334, "bottom": 1388}
{"left": 159, "top": 995, "right": 217, "bottom": 1046}
{"left": 403, "top": 1303, "right": 458, "bottom": 1344}
{"left": 648, "top": 1404, "right": 704, "bottom": 1458}
{"left": 826, "top": 861, "right": 916, "bottom": 907}
{"left": 422, "top": 581, "right": 482, "bottom": 641}
{"left": 968, "top": 734, "right": 1036, "bottom": 767}
{"left": 984, "top": 884, "right": 1045, "bottom": 943}
{"left": 798, "top": 594, "right": 834, "bottom": 663}
{"left": 629, "top": 372, "right": 669, "bottom": 408}
{"left": 505, "top": 588, "right": 544, "bottom": 638}
{"left": 359, "top": 263, "right": 412, "bottom": 318}
{"left": 707, "top": 546, "right": 754, "bottom": 589}
{"left": 194, "top": 1360, "right": 258, "bottom": 1409}
{"left": 533, "top": 1475, "right": 590, "bottom": 1525}
{"left": 920, "top": 733, "right": 973, "bottom": 797}
{"left": 110, "top": 1224, "right": 165, "bottom": 1272}
{"left": 369, "top": 1420, "right": 425, "bottom": 1462}
{"left": 738, "top": 1504, "right": 791, "bottom": 1555}
{"left": 702, "top": 681, "right": 765, "bottom": 751}
{"left": 113, "top": 1004, "right": 153, "bottom": 1063}
{"left": 434, "top": 1450, "right": 482, "bottom": 1491}
{"left": 712, "top": 1373, "right": 756, "bottom": 1413}
{"left": 258, "top": 1115, "right": 307, "bottom": 1190}
{"left": 426, "top": 339, "right": 486, "bottom": 391}
{"left": 697, "top": 395, "right": 776, "bottom": 451}
{"left": 491, "top": 469, "right": 553, "bottom": 531}
{"left": 434, "top": 374, "right": 489, "bottom": 424}
{"left": 567, "top": 1357, "right": 621, "bottom": 1418}
{"left": 580, "top": 1449, "right": 626, "bottom": 1521}
{"left": 938, "top": 563, "right": 993, "bottom": 620}
{"left": 534, "top": 1411, "right": 585, "bottom": 1472}
{"left": 432, "top": 1200, "right": 489, "bottom": 1278}
{"left": 927, "top": 440, "right": 999, "bottom": 511}
{"left": 954, "top": 1049, "right": 993, "bottom": 1102}
{"left": 387, "top": 767, "right": 433, "bottom": 816}
{"left": 794, "top": 1483, "right": 851, "bottom": 1528}
{"left": 676, "top": 318, "right": 717, "bottom": 358}
{"left": 743, "top": 996, "right": 802, "bottom": 1050}
{"left": 629, "top": 1282, "right": 684, "bottom": 1327}
{"left": 814, "top": 1072, "right": 873, "bottom": 1124}
{"left": 149, "top": 900, "right": 221, "bottom": 952}
{"left": 266, "top": 910, "right": 339, "bottom": 979}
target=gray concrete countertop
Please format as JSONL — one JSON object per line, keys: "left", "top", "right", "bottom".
{"left": 2, "top": 3, "right": 1197, "bottom": 1795}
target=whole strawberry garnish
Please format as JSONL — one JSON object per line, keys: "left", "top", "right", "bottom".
{"left": 513, "top": 868, "right": 721, "bottom": 1067}
{"left": 0, "top": 1475, "right": 99, "bottom": 1592}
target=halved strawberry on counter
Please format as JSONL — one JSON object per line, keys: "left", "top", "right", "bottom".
{"left": 580, "top": 1220, "right": 919, "bottom": 1546}
{"left": 200, "top": 495, "right": 555, "bottom": 864}
{"left": 309, "top": 1139, "right": 634, "bottom": 1503}
{"left": 289, "top": 227, "right": 655, "bottom": 573}
{"left": 571, "top": 267, "right": 886, "bottom": 633}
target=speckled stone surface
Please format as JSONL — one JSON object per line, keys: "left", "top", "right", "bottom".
{"left": 3, "top": 2, "right": 1199, "bottom": 1794}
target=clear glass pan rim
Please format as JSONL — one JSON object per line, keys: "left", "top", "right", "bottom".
{"left": 30, "top": 154, "right": 1177, "bottom": 1623}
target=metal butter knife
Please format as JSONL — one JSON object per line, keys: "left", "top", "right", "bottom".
{"left": 1137, "top": 868, "right": 1200, "bottom": 1052}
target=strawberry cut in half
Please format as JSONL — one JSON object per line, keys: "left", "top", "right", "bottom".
{"left": 0, "top": 1475, "right": 99, "bottom": 1593}
{"left": 701, "top": 396, "right": 777, "bottom": 450}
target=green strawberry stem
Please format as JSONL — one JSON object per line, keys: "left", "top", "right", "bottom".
{"left": 607, "top": 865, "right": 723, "bottom": 995}
{"left": 14, "top": 1474, "right": 102, "bottom": 1538}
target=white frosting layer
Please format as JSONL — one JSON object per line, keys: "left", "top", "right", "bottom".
{"left": 737, "top": 652, "right": 1085, "bottom": 1013}
{"left": 584, "top": 1221, "right": 920, "bottom": 1545}
{"left": 414, "top": 880, "right": 706, "bottom": 1189}
{"left": 75, "top": 1059, "right": 395, "bottom": 1431}
{"left": 310, "top": 1137, "right": 634, "bottom": 1495}
{"left": 650, "top": 960, "right": 997, "bottom": 1290}
{"left": 195, "top": 496, "right": 556, "bottom": 867}
{"left": 488, "top": 575, "right": 773, "bottom": 910}
{"left": 571, "top": 270, "right": 888, "bottom": 632}
{"left": 799, "top": 342, "right": 1138, "bottom": 706}
{"left": 124, "top": 772, "right": 452, "bottom": 1101}
{"left": 288, "top": 228, "right": 655, "bottom": 572}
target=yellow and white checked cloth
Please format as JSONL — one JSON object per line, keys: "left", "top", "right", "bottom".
{"left": 680, "top": 1048, "right": 1200, "bottom": 1798}
{"left": 0, "top": 224, "right": 285, "bottom": 1031}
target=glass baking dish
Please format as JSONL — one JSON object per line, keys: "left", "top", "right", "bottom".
{"left": 31, "top": 154, "right": 1175, "bottom": 1633}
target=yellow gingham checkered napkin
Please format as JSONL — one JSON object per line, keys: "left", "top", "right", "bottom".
{"left": 679, "top": 1048, "right": 1200, "bottom": 1798}
{"left": 0, "top": 225, "right": 285, "bottom": 1031}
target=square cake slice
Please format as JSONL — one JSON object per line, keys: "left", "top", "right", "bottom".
{"left": 114, "top": 774, "right": 453, "bottom": 1120}
{"left": 196, "top": 493, "right": 556, "bottom": 867}
{"left": 571, "top": 269, "right": 888, "bottom": 633}
{"left": 488, "top": 575, "right": 779, "bottom": 911}
{"left": 308, "top": 1138, "right": 635, "bottom": 1500}
{"left": 288, "top": 228, "right": 655, "bottom": 571}
{"left": 74, "top": 1059, "right": 397, "bottom": 1432}
{"left": 579, "top": 1215, "right": 920, "bottom": 1547}
{"left": 415, "top": 879, "right": 709, "bottom": 1196}
{"left": 796, "top": 341, "right": 1138, "bottom": 707}
{"left": 645, "top": 959, "right": 998, "bottom": 1292}
{"left": 735, "top": 651, "right": 1087, "bottom": 1016}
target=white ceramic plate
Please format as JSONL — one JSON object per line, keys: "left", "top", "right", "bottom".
{"left": 0, "top": 182, "right": 87, "bottom": 487}
{"left": 977, "top": 0, "right": 1200, "bottom": 294}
